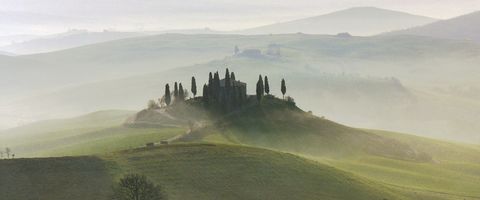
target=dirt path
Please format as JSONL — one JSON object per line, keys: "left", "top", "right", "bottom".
{"left": 155, "top": 121, "right": 207, "bottom": 145}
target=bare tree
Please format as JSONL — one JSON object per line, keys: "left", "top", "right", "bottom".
{"left": 5, "top": 147, "right": 10, "bottom": 159}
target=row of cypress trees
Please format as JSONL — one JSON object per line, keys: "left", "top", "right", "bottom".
{"left": 256, "top": 75, "right": 287, "bottom": 102}
{"left": 163, "top": 82, "right": 188, "bottom": 106}
{"left": 163, "top": 69, "right": 287, "bottom": 108}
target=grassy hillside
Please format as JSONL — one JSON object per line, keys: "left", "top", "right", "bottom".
{"left": 3, "top": 143, "right": 454, "bottom": 200}
{"left": 172, "top": 96, "right": 431, "bottom": 162}
{"left": 0, "top": 110, "right": 185, "bottom": 157}
{"left": 148, "top": 97, "right": 480, "bottom": 198}
{"left": 0, "top": 156, "right": 113, "bottom": 200}
{"left": 104, "top": 143, "right": 448, "bottom": 200}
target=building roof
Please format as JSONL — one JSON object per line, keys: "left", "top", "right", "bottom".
{"left": 219, "top": 79, "right": 246, "bottom": 87}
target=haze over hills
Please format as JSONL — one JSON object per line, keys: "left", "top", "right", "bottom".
{"left": 2, "top": 33, "right": 480, "bottom": 142}
{"left": 387, "top": 11, "right": 480, "bottom": 42}
{"left": 241, "top": 7, "right": 437, "bottom": 36}
{"left": 0, "top": 30, "right": 146, "bottom": 55}
{"left": 0, "top": 34, "right": 38, "bottom": 46}
{"left": 0, "top": 51, "right": 15, "bottom": 56}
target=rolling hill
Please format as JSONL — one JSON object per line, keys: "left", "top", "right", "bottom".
{"left": 0, "top": 30, "right": 146, "bottom": 55}
{"left": 0, "top": 50, "right": 15, "bottom": 56}
{"left": 387, "top": 11, "right": 480, "bottom": 43}
{"left": 241, "top": 7, "right": 437, "bottom": 36}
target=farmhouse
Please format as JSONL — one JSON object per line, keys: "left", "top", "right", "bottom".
{"left": 219, "top": 78, "right": 247, "bottom": 99}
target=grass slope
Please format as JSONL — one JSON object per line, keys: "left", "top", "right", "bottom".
{"left": 0, "top": 156, "right": 112, "bottom": 200}
{"left": 326, "top": 129, "right": 480, "bottom": 198}
{"left": 104, "top": 143, "right": 417, "bottom": 200}
{"left": 191, "top": 97, "right": 430, "bottom": 161}
{"left": 0, "top": 110, "right": 185, "bottom": 157}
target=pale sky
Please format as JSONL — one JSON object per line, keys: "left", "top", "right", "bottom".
{"left": 0, "top": 0, "right": 479, "bottom": 35}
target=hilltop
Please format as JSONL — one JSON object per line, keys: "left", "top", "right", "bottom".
{"left": 129, "top": 94, "right": 433, "bottom": 162}
{"left": 241, "top": 7, "right": 437, "bottom": 35}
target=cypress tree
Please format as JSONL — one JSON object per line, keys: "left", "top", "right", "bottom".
{"left": 208, "top": 72, "right": 214, "bottom": 103}
{"left": 174, "top": 82, "right": 179, "bottom": 101}
{"left": 225, "top": 68, "right": 231, "bottom": 92}
{"left": 281, "top": 78, "right": 286, "bottom": 99}
{"left": 264, "top": 76, "right": 270, "bottom": 95}
{"left": 165, "top": 84, "right": 171, "bottom": 106}
{"left": 225, "top": 68, "right": 231, "bottom": 107}
{"left": 214, "top": 72, "right": 221, "bottom": 103}
{"left": 203, "top": 84, "right": 208, "bottom": 104}
{"left": 231, "top": 72, "right": 236, "bottom": 81}
{"left": 179, "top": 83, "right": 185, "bottom": 101}
{"left": 256, "top": 75, "right": 264, "bottom": 102}
{"left": 191, "top": 76, "right": 197, "bottom": 98}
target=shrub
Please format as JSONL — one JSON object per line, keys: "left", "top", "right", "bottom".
{"left": 147, "top": 100, "right": 159, "bottom": 110}
{"left": 111, "top": 174, "right": 166, "bottom": 200}
{"left": 286, "top": 96, "right": 296, "bottom": 106}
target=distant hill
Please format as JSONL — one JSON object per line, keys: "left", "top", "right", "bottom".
{"left": 241, "top": 7, "right": 437, "bottom": 36}
{"left": 0, "top": 30, "right": 145, "bottom": 55}
{"left": 0, "top": 50, "right": 15, "bottom": 56}
{"left": 387, "top": 11, "right": 480, "bottom": 42}
{"left": 0, "top": 34, "right": 38, "bottom": 46}
{"left": 155, "top": 27, "right": 225, "bottom": 35}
